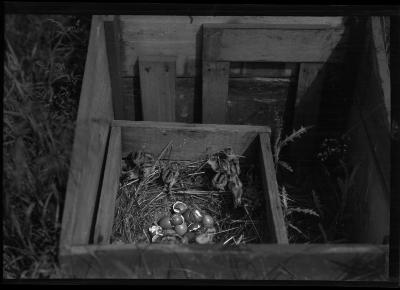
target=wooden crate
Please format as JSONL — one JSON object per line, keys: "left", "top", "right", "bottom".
{"left": 59, "top": 15, "right": 390, "bottom": 280}
{"left": 93, "top": 121, "right": 287, "bottom": 246}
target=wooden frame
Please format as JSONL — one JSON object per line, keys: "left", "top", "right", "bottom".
{"left": 59, "top": 15, "right": 391, "bottom": 280}
{"left": 201, "top": 23, "right": 347, "bottom": 124}
{"left": 61, "top": 243, "right": 388, "bottom": 279}
{"left": 93, "top": 120, "right": 287, "bottom": 245}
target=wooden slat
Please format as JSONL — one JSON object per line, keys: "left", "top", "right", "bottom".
{"left": 203, "top": 25, "right": 346, "bottom": 63}
{"left": 202, "top": 61, "right": 230, "bottom": 124}
{"left": 104, "top": 17, "right": 127, "bottom": 120}
{"left": 371, "top": 17, "right": 390, "bottom": 120}
{"left": 93, "top": 126, "right": 122, "bottom": 245}
{"left": 138, "top": 55, "right": 176, "bottom": 121}
{"left": 120, "top": 16, "right": 344, "bottom": 75}
{"left": 258, "top": 132, "right": 288, "bottom": 244}
{"left": 112, "top": 120, "right": 270, "bottom": 133}
{"left": 227, "top": 77, "right": 292, "bottom": 128}
{"left": 346, "top": 17, "right": 390, "bottom": 243}
{"left": 60, "top": 16, "right": 114, "bottom": 251}
{"left": 121, "top": 77, "right": 135, "bottom": 119}
{"left": 120, "top": 16, "right": 345, "bottom": 26}
{"left": 60, "top": 243, "right": 388, "bottom": 280}
{"left": 230, "top": 62, "right": 298, "bottom": 78}
{"left": 114, "top": 121, "right": 269, "bottom": 161}
{"left": 292, "top": 63, "right": 325, "bottom": 161}
{"left": 203, "top": 23, "right": 344, "bottom": 30}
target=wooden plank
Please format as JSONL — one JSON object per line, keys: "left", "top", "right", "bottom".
{"left": 112, "top": 120, "right": 270, "bottom": 160}
{"left": 227, "top": 77, "right": 292, "bottom": 128}
{"left": 120, "top": 16, "right": 344, "bottom": 76}
{"left": 121, "top": 77, "right": 135, "bottom": 120}
{"left": 94, "top": 126, "right": 122, "bottom": 245}
{"left": 346, "top": 106, "right": 390, "bottom": 243}
{"left": 258, "top": 133, "right": 288, "bottom": 244}
{"left": 345, "top": 17, "right": 390, "bottom": 243}
{"left": 104, "top": 17, "right": 127, "bottom": 120}
{"left": 124, "top": 41, "right": 196, "bottom": 77}
{"left": 292, "top": 63, "right": 325, "bottom": 161}
{"left": 112, "top": 120, "right": 271, "bottom": 134}
{"left": 230, "top": 62, "right": 298, "bottom": 78}
{"left": 60, "top": 243, "right": 388, "bottom": 279}
{"left": 371, "top": 16, "right": 390, "bottom": 120}
{"left": 203, "top": 23, "right": 344, "bottom": 30}
{"left": 203, "top": 25, "right": 347, "bottom": 62}
{"left": 175, "top": 78, "right": 195, "bottom": 123}
{"left": 355, "top": 18, "right": 390, "bottom": 194}
{"left": 138, "top": 55, "right": 176, "bottom": 122}
{"left": 202, "top": 61, "right": 230, "bottom": 124}
{"left": 60, "top": 16, "right": 114, "bottom": 251}
{"left": 120, "top": 16, "right": 345, "bottom": 26}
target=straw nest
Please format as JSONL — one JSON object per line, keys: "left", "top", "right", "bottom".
{"left": 111, "top": 142, "right": 268, "bottom": 246}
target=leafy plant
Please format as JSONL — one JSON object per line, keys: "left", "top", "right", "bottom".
{"left": 271, "top": 126, "right": 321, "bottom": 242}
{"left": 272, "top": 126, "right": 311, "bottom": 173}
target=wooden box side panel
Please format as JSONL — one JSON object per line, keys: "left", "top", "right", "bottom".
{"left": 60, "top": 16, "right": 114, "bottom": 251}
{"left": 116, "top": 121, "right": 267, "bottom": 161}
{"left": 202, "top": 25, "right": 347, "bottom": 63}
{"left": 346, "top": 17, "right": 390, "bottom": 243}
{"left": 119, "top": 16, "right": 344, "bottom": 76}
{"left": 258, "top": 133, "right": 288, "bottom": 244}
{"left": 94, "top": 126, "right": 122, "bottom": 245}
{"left": 60, "top": 243, "right": 388, "bottom": 280}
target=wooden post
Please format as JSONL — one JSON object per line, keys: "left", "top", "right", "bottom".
{"left": 202, "top": 61, "right": 230, "bottom": 124}
{"left": 138, "top": 55, "right": 176, "bottom": 122}
{"left": 104, "top": 17, "right": 131, "bottom": 120}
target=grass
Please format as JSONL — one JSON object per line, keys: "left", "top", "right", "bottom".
{"left": 3, "top": 14, "right": 90, "bottom": 278}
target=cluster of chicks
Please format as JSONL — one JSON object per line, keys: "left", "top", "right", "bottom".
{"left": 207, "top": 148, "right": 244, "bottom": 208}
{"left": 121, "top": 150, "right": 179, "bottom": 191}
{"left": 149, "top": 201, "right": 217, "bottom": 244}
{"left": 121, "top": 151, "right": 155, "bottom": 182}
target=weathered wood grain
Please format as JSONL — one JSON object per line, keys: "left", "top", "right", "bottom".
{"left": 175, "top": 78, "right": 195, "bottom": 123}
{"left": 346, "top": 17, "right": 390, "bottom": 243}
{"left": 203, "top": 25, "right": 347, "bottom": 63}
{"left": 60, "top": 16, "right": 113, "bottom": 251}
{"left": 227, "top": 77, "right": 291, "bottom": 128}
{"left": 258, "top": 133, "right": 288, "bottom": 244}
{"left": 93, "top": 126, "right": 122, "bottom": 245}
{"left": 202, "top": 61, "right": 230, "bottom": 124}
{"left": 371, "top": 17, "right": 390, "bottom": 120}
{"left": 113, "top": 121, "right": 270, "bottom": 161}
{"left": 119, "top": 16, "right": 344, "bottom": 76}
{"left": 104, "top": 17, "right": 126, "bottom": 120}
{"left": 60, "top": 243, "right": 388, "bottom": 279}
{"left": 230, "top": 62, "right": 297, "bottom": 78}
{"left": 121, "top": 77, "right": 135, "bottom": 120}
{"left": 138, "top": 55, "right": 176, "bottom": 121}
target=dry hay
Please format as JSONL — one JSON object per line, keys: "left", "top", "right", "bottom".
{"left": 111, "top": 142, "right": 268, "bottom": 245}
